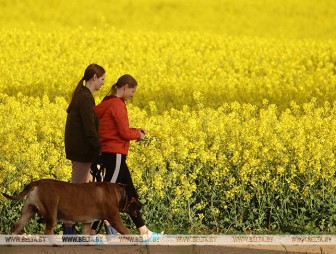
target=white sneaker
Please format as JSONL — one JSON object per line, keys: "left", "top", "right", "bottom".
{"left": 141, "top": 231, "right": 164, "bottom": 242}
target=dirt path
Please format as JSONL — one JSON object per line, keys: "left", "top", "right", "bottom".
{"left": 1, "top": 245, "right": 335, "bottom": 254}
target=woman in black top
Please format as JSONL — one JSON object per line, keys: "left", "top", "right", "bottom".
{"left": 63, "top": 63, "right": 105, "bottom": 234}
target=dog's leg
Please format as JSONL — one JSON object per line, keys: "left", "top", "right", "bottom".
{"left": 107, "top": 214, "right": 130, "bottom": 235}
{"left": 40, "top": 206, "right": 57, "bottom": 235}
{"left": 12, "top": 204, "right": 37, "bottom": 234}
{"left": 43, "top": 217, "right": 57, "bottom": 234}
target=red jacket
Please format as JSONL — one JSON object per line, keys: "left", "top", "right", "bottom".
{"left": 95, "top": 95, "right": 140, "bottom": 155}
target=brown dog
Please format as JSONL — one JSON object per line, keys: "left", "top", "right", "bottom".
{"left": 3, "top": 179, "right": 141, "bottom": 235}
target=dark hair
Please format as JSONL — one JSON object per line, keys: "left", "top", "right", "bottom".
{"left": 108, "top": 74, "right": 137, "bottom": 96}
{"left": 67, "top": 64, "right": 105, "bottom": 113}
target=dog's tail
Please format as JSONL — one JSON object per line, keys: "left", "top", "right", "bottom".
{"left": 2, "top": 181, "right": 39, "bottom": 201}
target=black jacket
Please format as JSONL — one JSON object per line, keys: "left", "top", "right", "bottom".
{"left": 64, "top": 86, "right": 101, "bottom": 162}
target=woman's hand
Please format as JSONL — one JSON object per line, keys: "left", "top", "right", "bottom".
{"left": 137, "top": 128, "right": 148, "bottom": 139}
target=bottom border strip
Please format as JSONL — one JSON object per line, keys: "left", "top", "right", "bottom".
{"left": 1, "top": 235, "right": 335, "bottom": 246}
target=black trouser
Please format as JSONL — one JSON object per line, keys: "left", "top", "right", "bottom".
{"left": 92, "top": 152, "right": 145, "bottom": 229}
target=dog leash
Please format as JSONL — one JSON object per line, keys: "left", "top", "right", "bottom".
{"left": 90, "top": 161, "right": 106, "bottom": 234}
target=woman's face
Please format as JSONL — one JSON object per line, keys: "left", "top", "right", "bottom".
{"left": 123, "top": 84, "right": 137, "bottom": 101}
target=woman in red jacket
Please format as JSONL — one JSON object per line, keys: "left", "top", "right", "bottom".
{"left": 93, "top": 74, "right": 162, "bottom": 242}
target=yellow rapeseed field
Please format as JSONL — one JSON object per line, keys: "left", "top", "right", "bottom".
{"left": 1, "top": 0, "right": 336, "bottom": 234}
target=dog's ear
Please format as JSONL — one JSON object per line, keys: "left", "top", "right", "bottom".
{"left": 126, "top": 197, "right": 143, "bottom": 218}
{"left": 130, "top": 197, "right": 143, "bottom": 210}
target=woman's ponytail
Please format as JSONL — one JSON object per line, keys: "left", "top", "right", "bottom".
{"left": 107, "top": 83, "right": 118, "bottom": 96}
{"left": 74, "top": 78, "right": 85, "bottom": 95}
{"left": 66, "top": 79, "right": 85, "bottom": 113}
